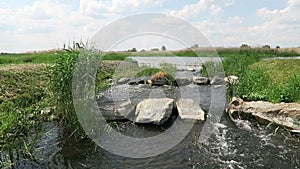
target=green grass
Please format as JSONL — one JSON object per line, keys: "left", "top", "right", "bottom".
{"left": 222, "top": 49, "right": 300, "bottom": 103}
{"left": 230, "top": 59, "right": 300, "bottom": 103}
{"left": 0, "top": 52, "right": 57, "bottom": 65}
{"left": 129, "top": 47, "right": 299, "bottom": 57}
{"left": 0, "top": 66, "right": 53, "bottom": 166}
{"left": 0, "top": 51, "right": 127, "bottom": 67}
{"left": 102, "top": 52, "right": 129, "bottom": 60}
{"left": 95, "top": 61, "right": 121, "bottom": 92}
{"left": 250, "top": 59, "right": 300, "bottom": 86}
{"left": 48, "top": 43, "right": 86, "bottom": 136}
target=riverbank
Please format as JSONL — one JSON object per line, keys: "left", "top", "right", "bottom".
{"left": 223, "top": 55, "right": 300, "bottom": 103}
{"left": 0, "top": 64, "right": 54, "bottom": 168}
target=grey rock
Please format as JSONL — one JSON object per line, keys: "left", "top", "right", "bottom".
{"left": 193, "top": 77, "right": 210, "bottom": 85}
{"left": 176, "top": 99, "right": 205, "bottom": 121}
{"left": 117, "top": 78, "right": 131, "bottom": 84}
{"left": 151, "top": 77, "right": 169, "bottom": 86}
{"left": 98, "top": 100, "right": 135, "bottom": 121}
{"left": 228, "top": 99, "right": 300, "bottom": 130}
{"left": 175, "top": 77, "right": 192, "bottom": 86}
{"left": 135, "top": 98, "right": 174, "bottom": 125}
{"left": 210, "top": 77, "right": 224, "bottom": 85}
{"left": 128, "top": 80, "right": 138, "bottom": 85}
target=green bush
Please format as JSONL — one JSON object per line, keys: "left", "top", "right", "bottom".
{"left": 201, "top": 61, "right": 223, "bottom": 77}
{"left": 102, "top": 52, "right": 128, "bottom": 60}
{"left": 49, "top": 42, "right": 109, "bottom": 136}
{"left": 49, "top": 42, "right": 84, "bottom": 135}
{"left": 222, "top": 54, "right": 260, "bottom": 77}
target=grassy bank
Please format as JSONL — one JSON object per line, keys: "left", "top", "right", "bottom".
{"left": 0, "top": 64, "right": 54, "bottom": 167}
{"left": 223, "top": 57, "right": 300, "bottom": 103}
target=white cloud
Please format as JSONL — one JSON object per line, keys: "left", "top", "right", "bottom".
{"left": 79, "top": 0, "right": 164, "bottom": 18}
{"left": 189, "top": 0, "right": 300, "bottom": 48}
{"left": 169, "top": 0, "right": 235, "bottom": 19}
{"left": 0, "top": 0, "right": 92, "bottom": 52}
{"left": 209, "top": 5, "right": 223, "bottom": 16}
{"left": 196, "top": 16, "right": 245, "bottom": 46}
{"left": 252, "top": 0, "right": 300, "bottom": 46}
{"left": 1, "top": 0, "right": 300, "bottom": 52}
{"left": 0, "top": 0, "right": 174, "bottom": 52}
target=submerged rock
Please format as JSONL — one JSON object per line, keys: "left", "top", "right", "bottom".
{"left": 228, "top": 98, "right": 300, "bottom": 130}
{"left": 151, "top": 77, "right": 169, "bottom": 86}
{"left": 192, "top": 77, "right": 210, "bottom": 85}
{"left": 210, "top": 77, "right": 224, "bottom": 85}
{"left": 176, "top": 99, "right": 205, "bottom": 121}
{"left": 117, "top": 77, "right": 131, "bottom": 85}
{"left": 135, "top": 98, "right": 174, "bottom": 125}
{"left": 175, "top": 77, "right": 192, "bottom": 86}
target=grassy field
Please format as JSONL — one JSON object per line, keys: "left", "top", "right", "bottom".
{"left": 0, "top": 52, "right": 58, "bottom": 65}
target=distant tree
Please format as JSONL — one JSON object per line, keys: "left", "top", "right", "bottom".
{"left": 240, "top": 44, "right": 251, "bottom": 49}
{"left": 161, "top": 45, "right": 167, "bottom": 51}
{"left": 276, "top": 46, "right": 280, "bottom": 49}
{"left": 151, "top": 48, "right": 159, "bottom": 51}
{"left": 140, "top": 49, "right": 146, "bottom": 52}
{"left": 128, "top": 48, "right": 137, "bottom": 52}
{"left": 262, "top": 45, "right": 271, "bottom": 49}
{"left": 191, "top": 44, "right": 199, "bottom": 48}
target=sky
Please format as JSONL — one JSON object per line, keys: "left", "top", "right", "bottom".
{"left": 0, "top": 0, "right": 299, "bottom": 52}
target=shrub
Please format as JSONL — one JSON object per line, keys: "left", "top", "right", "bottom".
{"left": 201, "top": 61, "right": 224, "bottom": 77}
{"left": 49, "top": 42, "right": 85, "bottom": 135}
{"left": 102, "top": 52, "right": 128, "bottom": 60}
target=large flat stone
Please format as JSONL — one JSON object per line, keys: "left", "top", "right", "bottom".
{"left": 176, "top": 99, "right": 205, "bottom": 121}
{"left": 135, "top": 98, "right": 174, "bottom": 125}
{"left": 228, "top": 98, "right": 300, "bottom": 130}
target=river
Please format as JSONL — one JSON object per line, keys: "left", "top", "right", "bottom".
{"left": 12, "top": 84, "right": 300, "bottom": 169}
{"left": 6, "top": 56, "right": 300, "bottom": 168}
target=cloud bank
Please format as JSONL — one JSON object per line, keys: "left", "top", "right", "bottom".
{"left": 0, "top": 0, "right": 299, "bottom": 52}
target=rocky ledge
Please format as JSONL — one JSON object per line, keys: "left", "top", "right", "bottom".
{"left": 228, "top": 97, "right": 300, "bottom": 131}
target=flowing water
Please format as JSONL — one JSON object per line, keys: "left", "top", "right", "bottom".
{"left": 11, "top": 84, "right": 300, "bottom": 169}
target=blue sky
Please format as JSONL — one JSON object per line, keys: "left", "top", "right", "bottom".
{"left": 0, "top": 0, "right": 299, "bottom": 52}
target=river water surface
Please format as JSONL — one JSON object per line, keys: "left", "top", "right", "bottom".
{"left": 13, "top": 84, "right": 300, "bottom": 169}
